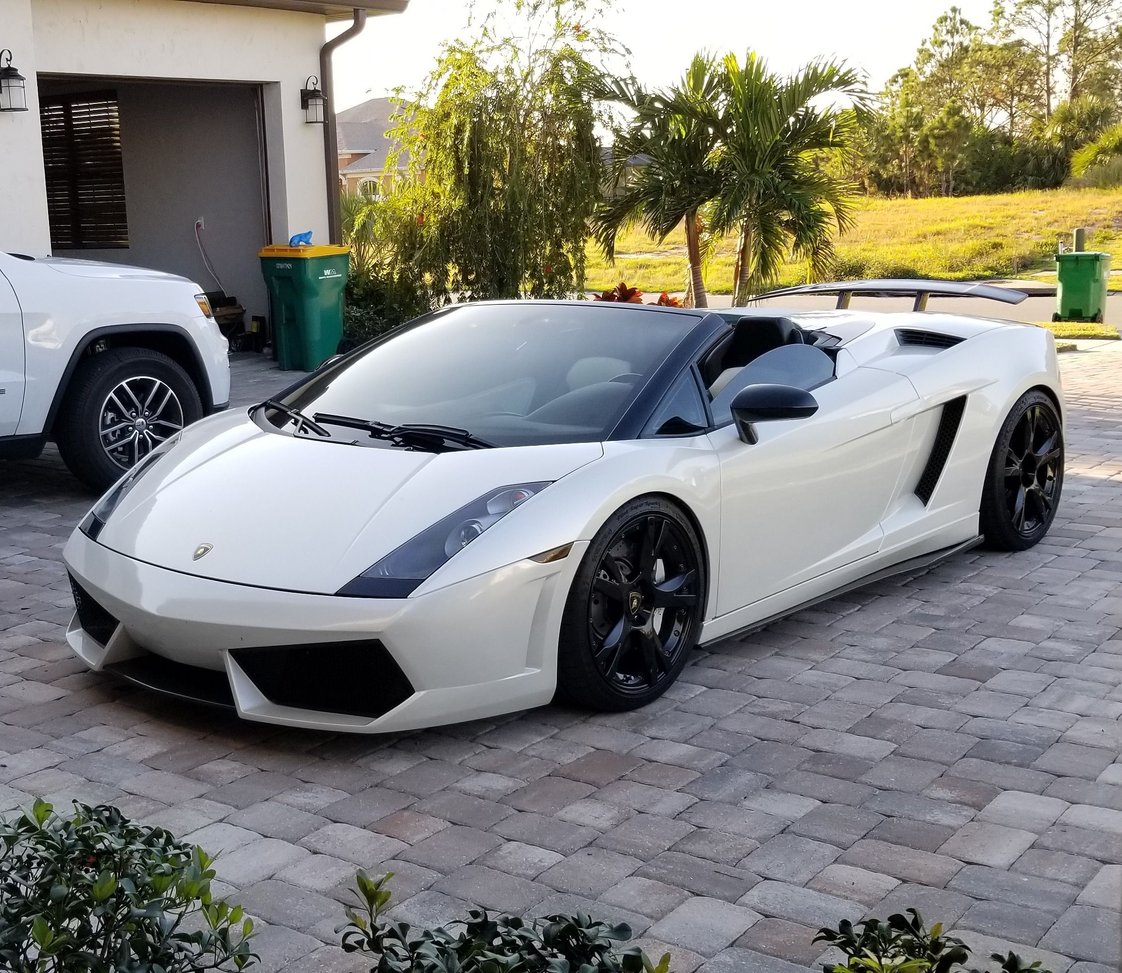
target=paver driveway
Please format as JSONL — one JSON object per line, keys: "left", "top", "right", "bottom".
{"left": 2, "top": 347, "right": 1122, "bottom": 972}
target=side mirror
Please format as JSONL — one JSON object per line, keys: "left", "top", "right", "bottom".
{"left": 730, "top": 383, "right": 818, "bottom": 444}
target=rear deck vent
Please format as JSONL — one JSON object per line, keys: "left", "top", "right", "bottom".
{"left": 896, "top": 329, "right": 964, "bottom": 350}
{"left": 915, "top": 397, "right": 967, "bottom": 505}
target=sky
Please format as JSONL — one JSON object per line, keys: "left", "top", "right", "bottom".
{"left": 330, "top": 0, "right": 996, "bottom": 112}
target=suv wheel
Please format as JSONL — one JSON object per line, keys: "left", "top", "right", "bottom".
{"left": 56, "top": 348, "right": 202, "bottom": 492}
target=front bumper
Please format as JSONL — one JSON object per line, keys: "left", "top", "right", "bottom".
{"left": 63, "top": 531, "right": 584, "bottom": 733}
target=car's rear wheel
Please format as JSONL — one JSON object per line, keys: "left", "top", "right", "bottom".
{"left": 56, "top": 348, "right": 201, "bottom": 492}
{"left": 979, "top": 389, "right": 1063, "bottom": 551}
{"left": 557, "top": 497, "right": 705, "bottom": 711}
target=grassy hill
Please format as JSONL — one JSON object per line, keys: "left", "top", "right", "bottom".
{"left": 584, "top": 186, "right": 1122, "bottom": 295}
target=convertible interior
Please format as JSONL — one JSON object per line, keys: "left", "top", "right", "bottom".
{"left": 700, "top": 316, "right": 836, "bottom": 422}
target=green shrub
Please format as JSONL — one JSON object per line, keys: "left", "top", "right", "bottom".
{"left": 338, "top": 870, "right": 671, "bottom": 972}
{"left": 815, "top": 909, "right": 1050, "bottom": 973}
{"left": 343, "top": 272, "right": 433, "bottom": 349}
{"left": 0, "top": 799, "right": 255, "bottom": 972}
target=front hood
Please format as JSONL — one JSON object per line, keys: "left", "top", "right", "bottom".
{"left": 37, "top": 255, "right": 195, "bottom": 285}
{"left": 93, "top": 411, "right": 602, "bottom": 593}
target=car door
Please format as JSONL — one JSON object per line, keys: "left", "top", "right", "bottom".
{"left": 0, "top": 265, "right": 25, "bottom": 437}
{"left": 707, "top": 356, "right": 919, "bottom": 617}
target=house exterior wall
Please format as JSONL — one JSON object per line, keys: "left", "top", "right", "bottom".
{"left": 342, "top": 170, "right": 384, "bottom": 193}
{"left": 1, "top": 1, "right": 50, "bottom": 254}
{"left": 1, "top": 0, "right": 331, "bottom": 256}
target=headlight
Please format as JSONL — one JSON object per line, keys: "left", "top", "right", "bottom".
{"left": 337, "top": 482, "right": 551, "bottom": 598}
{"left": 194, "top": 293, "right": 214, "bottom": 318}
{"left": 78, "top": 435, "right": 181, "bottom": 541}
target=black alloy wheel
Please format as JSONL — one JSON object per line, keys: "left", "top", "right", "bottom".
{"left": 980, "top": 389, "right": 1063, "bottom": 551}
{"left": 557, "top": 497, "right": 705, "bottom": 710}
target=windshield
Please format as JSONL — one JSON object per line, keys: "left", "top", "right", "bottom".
{"left": 274, "top": 303, "right": 698, "bottom": 447}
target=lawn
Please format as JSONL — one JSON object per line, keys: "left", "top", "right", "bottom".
{"left": 585, "top": 186, "right": 1122, "bottom": 295}
{"left": 1038, "top": 321, "right": 1119, "bottom": 339}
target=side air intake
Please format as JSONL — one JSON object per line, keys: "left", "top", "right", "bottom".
{"left": 915, "top": 397, "right": 967, "bottom": 505}
{"left": 896, "top": 329, "right": 964, "bottom": 350}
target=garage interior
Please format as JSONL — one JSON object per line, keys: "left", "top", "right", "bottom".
{"left": 36, "top": 76, "right": 272, "bottom": 327}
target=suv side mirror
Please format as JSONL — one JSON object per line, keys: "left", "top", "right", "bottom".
{"left": 731, "top": 383, "right": 818, "bottom": 444}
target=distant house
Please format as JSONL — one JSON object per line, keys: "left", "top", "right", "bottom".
{"left": 3, "top": 0, "right": 409, "bottom": 321}
{"left": 337, "top": 96, "right": 410, "bottom": 195}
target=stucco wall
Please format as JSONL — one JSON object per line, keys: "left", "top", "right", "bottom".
{"left": 0, "top": 0, "right": 51, "bottom": 255}
{"left": 2, "top": 0, "right": 331, "bottom": 256}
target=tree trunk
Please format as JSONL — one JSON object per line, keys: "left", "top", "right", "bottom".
{"left": 1044, "top": 19, "right": 1054, "bottom": 120}
{"left": 684, "top": 212, "right": 708, "bottom": 309}
{"left": 734, "top": 222, "right": 753, "bottom": 306}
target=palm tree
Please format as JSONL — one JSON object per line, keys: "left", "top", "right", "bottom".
{"left": 594, "top": 56, "right": 723, "bottom": 307}
{"left": 705, "top": 54, "right": 871, "bottom": 304}
{"left": 1072, "top": 123, "right": 1122, "bottom": 177}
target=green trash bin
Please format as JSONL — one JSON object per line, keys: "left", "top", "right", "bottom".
{"left": 259, "top": 244, "right": 350, "bottom": 370}
{"left": 1054, "top": 250, "right": 1111, "bottom": 324}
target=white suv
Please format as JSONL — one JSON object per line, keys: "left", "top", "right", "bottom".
{"left": 0, "top": 251, "right": 231, "bottom": 491}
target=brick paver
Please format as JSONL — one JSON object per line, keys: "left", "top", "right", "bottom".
{"left": 2, "top": 345, "right": 1122, "bottom": 968}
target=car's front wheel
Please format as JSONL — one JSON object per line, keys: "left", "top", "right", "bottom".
{"left": 979, "top": 389, "right": 1064, "bottom": 551}
{"left": 56, "top": 348, "right": 202, "bottom": 492}
{"left": 557, "top": 497, "right": 706, "bottom": 711}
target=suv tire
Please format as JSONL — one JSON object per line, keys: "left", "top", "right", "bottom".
{"left": 55, "top": 348, "right": 202, "bottom": 492}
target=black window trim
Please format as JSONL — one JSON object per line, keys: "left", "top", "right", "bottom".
{"left": 641, "top": 363, "right": 715, "bottom": 438}
{"left": 608, "top": 311, "right": 729, "bottom": 441}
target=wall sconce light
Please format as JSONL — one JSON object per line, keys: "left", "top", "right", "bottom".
{"left": 301, "top": 76, "right": 326, "bottom": 125}
{"left": 0, "top": 50, "right": 28, "bottom": 113}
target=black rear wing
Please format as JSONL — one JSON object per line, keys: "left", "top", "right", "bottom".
{"left": 753, "top": 279, "right": 1028, "bottom": 312}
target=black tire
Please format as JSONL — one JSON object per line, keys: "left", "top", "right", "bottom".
{"left": 979, "top": 389, "right": 1063, "bottom": 551}
{"left": 55, "top": 348, "right": 202, "bottom": 492}
{"left": 557, "top": 496, "right": 706, "bottom": 711}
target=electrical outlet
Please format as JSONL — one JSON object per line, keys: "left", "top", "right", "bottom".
{"left": 195, "top": 216, "right": 205, "bottom": 230}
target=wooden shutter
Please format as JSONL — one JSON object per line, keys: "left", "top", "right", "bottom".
{"left": 40, "top": 91, "right": 129, "bottom": 248}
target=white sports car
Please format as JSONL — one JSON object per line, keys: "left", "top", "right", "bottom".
{"left": 63, "top": 282, "right": 1064, "bottom": 733}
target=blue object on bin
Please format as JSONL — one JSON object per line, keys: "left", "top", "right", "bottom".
{"left": 288, "top": 231, "right": 313, "bottom": 246}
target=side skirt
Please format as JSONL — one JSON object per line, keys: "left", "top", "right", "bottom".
{"left": 699, "top": 536, "right": 983, "bottom": 648}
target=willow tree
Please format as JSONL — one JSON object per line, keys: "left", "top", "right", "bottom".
{"left": 384, "top": 0, "right": 622, "bottom": 301}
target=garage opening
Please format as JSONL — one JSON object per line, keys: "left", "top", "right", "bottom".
{"left": 36, "top": 76, "right": 271, "bottom": 325}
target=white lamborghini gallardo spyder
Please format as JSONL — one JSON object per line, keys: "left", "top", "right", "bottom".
{"left": 63, "top": 281, "right": 1064, "bottom": 733}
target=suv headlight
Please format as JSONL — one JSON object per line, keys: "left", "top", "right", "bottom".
{"left": 78, "top": 435, "right": 181, "bottom": 540}
{"left": 337, "top": 482, "right": 550, "bottom": 598}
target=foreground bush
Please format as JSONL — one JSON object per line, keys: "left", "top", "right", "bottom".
{"left": 339, "top": 870, "right": 671, "bottom": 972}
{"left": 815, "top": 909, "right": 1051, "bottom": 973}
{"left": 342, "top": 271, "right": 433, "bottom": 348}
{"left": 0, "top": 800, "right": 255, "bottom": 972}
